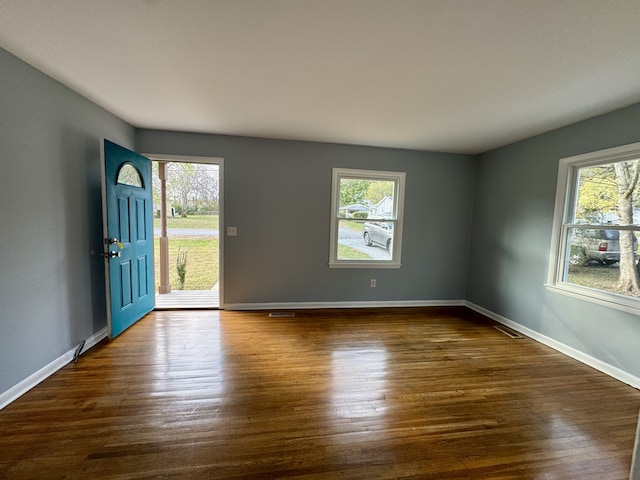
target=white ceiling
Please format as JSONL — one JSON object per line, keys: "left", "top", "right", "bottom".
{"left": 2, "top": 0, "right": 640, "bottom": 154}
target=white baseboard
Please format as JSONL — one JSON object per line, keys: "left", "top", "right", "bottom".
{"left": 0, "top": 327, "right": 108, "bottom": 411}
{"left": 224, "top": 299, "right": 466, "bottom": 311}
{"left": 465, "top": 301, "right": 640, "bottom": 390}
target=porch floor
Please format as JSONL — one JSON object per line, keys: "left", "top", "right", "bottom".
{"left": 154, "top": 284, "right": 219, "bottom": 309}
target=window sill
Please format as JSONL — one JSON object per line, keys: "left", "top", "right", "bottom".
{"left": 329, "top": 261, "right": 402, "bottom": 269}
{"left": 545, "top": 282, "right": 640, "bottom": 316}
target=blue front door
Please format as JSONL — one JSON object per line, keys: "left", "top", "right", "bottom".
{"left": 101, "top": 139, "right": 155, "bottom": 338}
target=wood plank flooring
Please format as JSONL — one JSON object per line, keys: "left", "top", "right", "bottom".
{"left": 1, "top": 307, "right": 638, "bottom": 479}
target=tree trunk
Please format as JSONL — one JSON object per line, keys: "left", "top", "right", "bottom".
{"left": 614, "top": 161, "right": 640, "bottom": 294}
{"left": 181, "top": 193, "right": 188, "bottom": 218}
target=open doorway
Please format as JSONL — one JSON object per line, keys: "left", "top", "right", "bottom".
{"left": 148, "top": 155, "right": 223, "bottom": 309}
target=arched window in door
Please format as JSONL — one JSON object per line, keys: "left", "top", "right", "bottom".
{"left": 117, "top": 163, "right": 143, "bottom": 187}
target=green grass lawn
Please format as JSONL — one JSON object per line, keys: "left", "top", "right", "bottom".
{"left": 153, "top": 214, "right": 219, "bottom": 230}
{"left": 154, "top": 236, "right": 219, "bottom": 291}
{"left": 566, "top": 264, "right": 640, "bottom": 297}
{"left": 342, "top": 220, "right": 365, "bottom": 232}
{"left": 153, "top": 214, "right": 219, "bottom": 291}
{"left": 338, "top": 244, "right": 373, "bottom": 260}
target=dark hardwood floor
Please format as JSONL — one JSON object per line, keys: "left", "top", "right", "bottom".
{"left": 1, "top": 307, "right": 638, "bottom": 479}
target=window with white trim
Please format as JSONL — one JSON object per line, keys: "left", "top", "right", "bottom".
{"left": 548, "top": 142, "right": 640, "bottom": 313}
{"left": 329, "top": 168, "right": 405, "bottom": 268}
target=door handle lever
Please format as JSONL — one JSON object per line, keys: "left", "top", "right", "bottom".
{"left": 106, "top": 238, "right": 124, "bottom": 249}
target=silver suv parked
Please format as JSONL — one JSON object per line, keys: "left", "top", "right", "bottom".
{"left": 363, "top": 221, "right": 393, "bottom": 251}
{"left": 570, "top": 229, "right": 637, "bottom": 265}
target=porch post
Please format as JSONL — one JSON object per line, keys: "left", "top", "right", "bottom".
{"left": 158, "top": 161, "right": 171, "bottom": 294}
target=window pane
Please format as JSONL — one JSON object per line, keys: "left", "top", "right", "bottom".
{"left": 338, "top": 178, "right": 395, "bottom": 220}
{"left": 336, "top": 219, "right": 392, "bottom": 261}
{"left": 548, "top": 144, "right": 640, "bottom": 311}
{"left": 330, "top": 168, "right": 404, "bottom": 268}
{"left": 117, "top": 163, "right": 143, "bottom": 187}
{"left": 575, "top": 161, "right": 640, "bottom": 224}
{"left": 565, "top": 227, "right": 640, "bottom": 297}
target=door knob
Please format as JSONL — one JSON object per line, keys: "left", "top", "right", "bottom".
{"left": 99, "top": 251, "right": 122, "bottom": 259}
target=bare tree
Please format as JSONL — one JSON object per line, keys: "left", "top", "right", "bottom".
{"left": 163, "top": 163, "right": 220, "bottom": 216}
{"left": 613, "top": 160, "right": 640, "bottom": 294}
{"left": 166, "top": 163, "right": 199, "bottom": 216}
{"left": 191, "top": 165, "right": 219, "bottom": 213}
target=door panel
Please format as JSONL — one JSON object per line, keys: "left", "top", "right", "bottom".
{"left": 118, "top": 198, "right": 130, "bottom": 242}
{"left": 120, "top": 261, "right": 133, "bottom": 307}
{"left": 101, "top": 139, "right": 154, "bottom": 338}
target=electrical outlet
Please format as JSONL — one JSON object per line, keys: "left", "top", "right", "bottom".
{"left": 370, "top": 279, "right": 376, "bottom": 288}
{"left": 227, "top": 226, "right": 237, "bottom": 236}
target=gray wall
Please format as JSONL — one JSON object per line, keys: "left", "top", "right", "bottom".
{"left": 0, "top": 48, "right": 135, "bottom": 393}
{"left": 0, "top": 46, "right": 476, "bottom": 398}
{"left": 3, "top": 38, "right": 640, "bottom": 413}
{"left": 467, "top": 102, "right": 640, "bottom": 379}
{"left": 137, "top": 130, "right": 476, "bottom": 306}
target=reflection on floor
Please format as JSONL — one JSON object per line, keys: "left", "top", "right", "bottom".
{"left": 154, "top": 284, "right": 219, "bottom": 309}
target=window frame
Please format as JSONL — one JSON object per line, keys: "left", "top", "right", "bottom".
{"left": 329, "top": 168, "right": 405, "bottom": 269}
{"left": 547, "top": 141, "right": 640, "bottom": 314}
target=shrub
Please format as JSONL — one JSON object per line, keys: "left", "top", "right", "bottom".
{"left": 176, "top": 248, "right": 188, "bottom": 289}
{"left": 568, "top": 245, "right": 587, "bottom": 266}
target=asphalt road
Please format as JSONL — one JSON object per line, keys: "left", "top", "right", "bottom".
{"left": 338, "top": 226, "right": 391, "bottom": 260}
{"left": 154, "top": 226, "right": 390, "bottom": 260}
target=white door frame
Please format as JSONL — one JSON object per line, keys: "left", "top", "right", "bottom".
{"left": 143, "top": 153, "right": 225, "bottom": 308}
